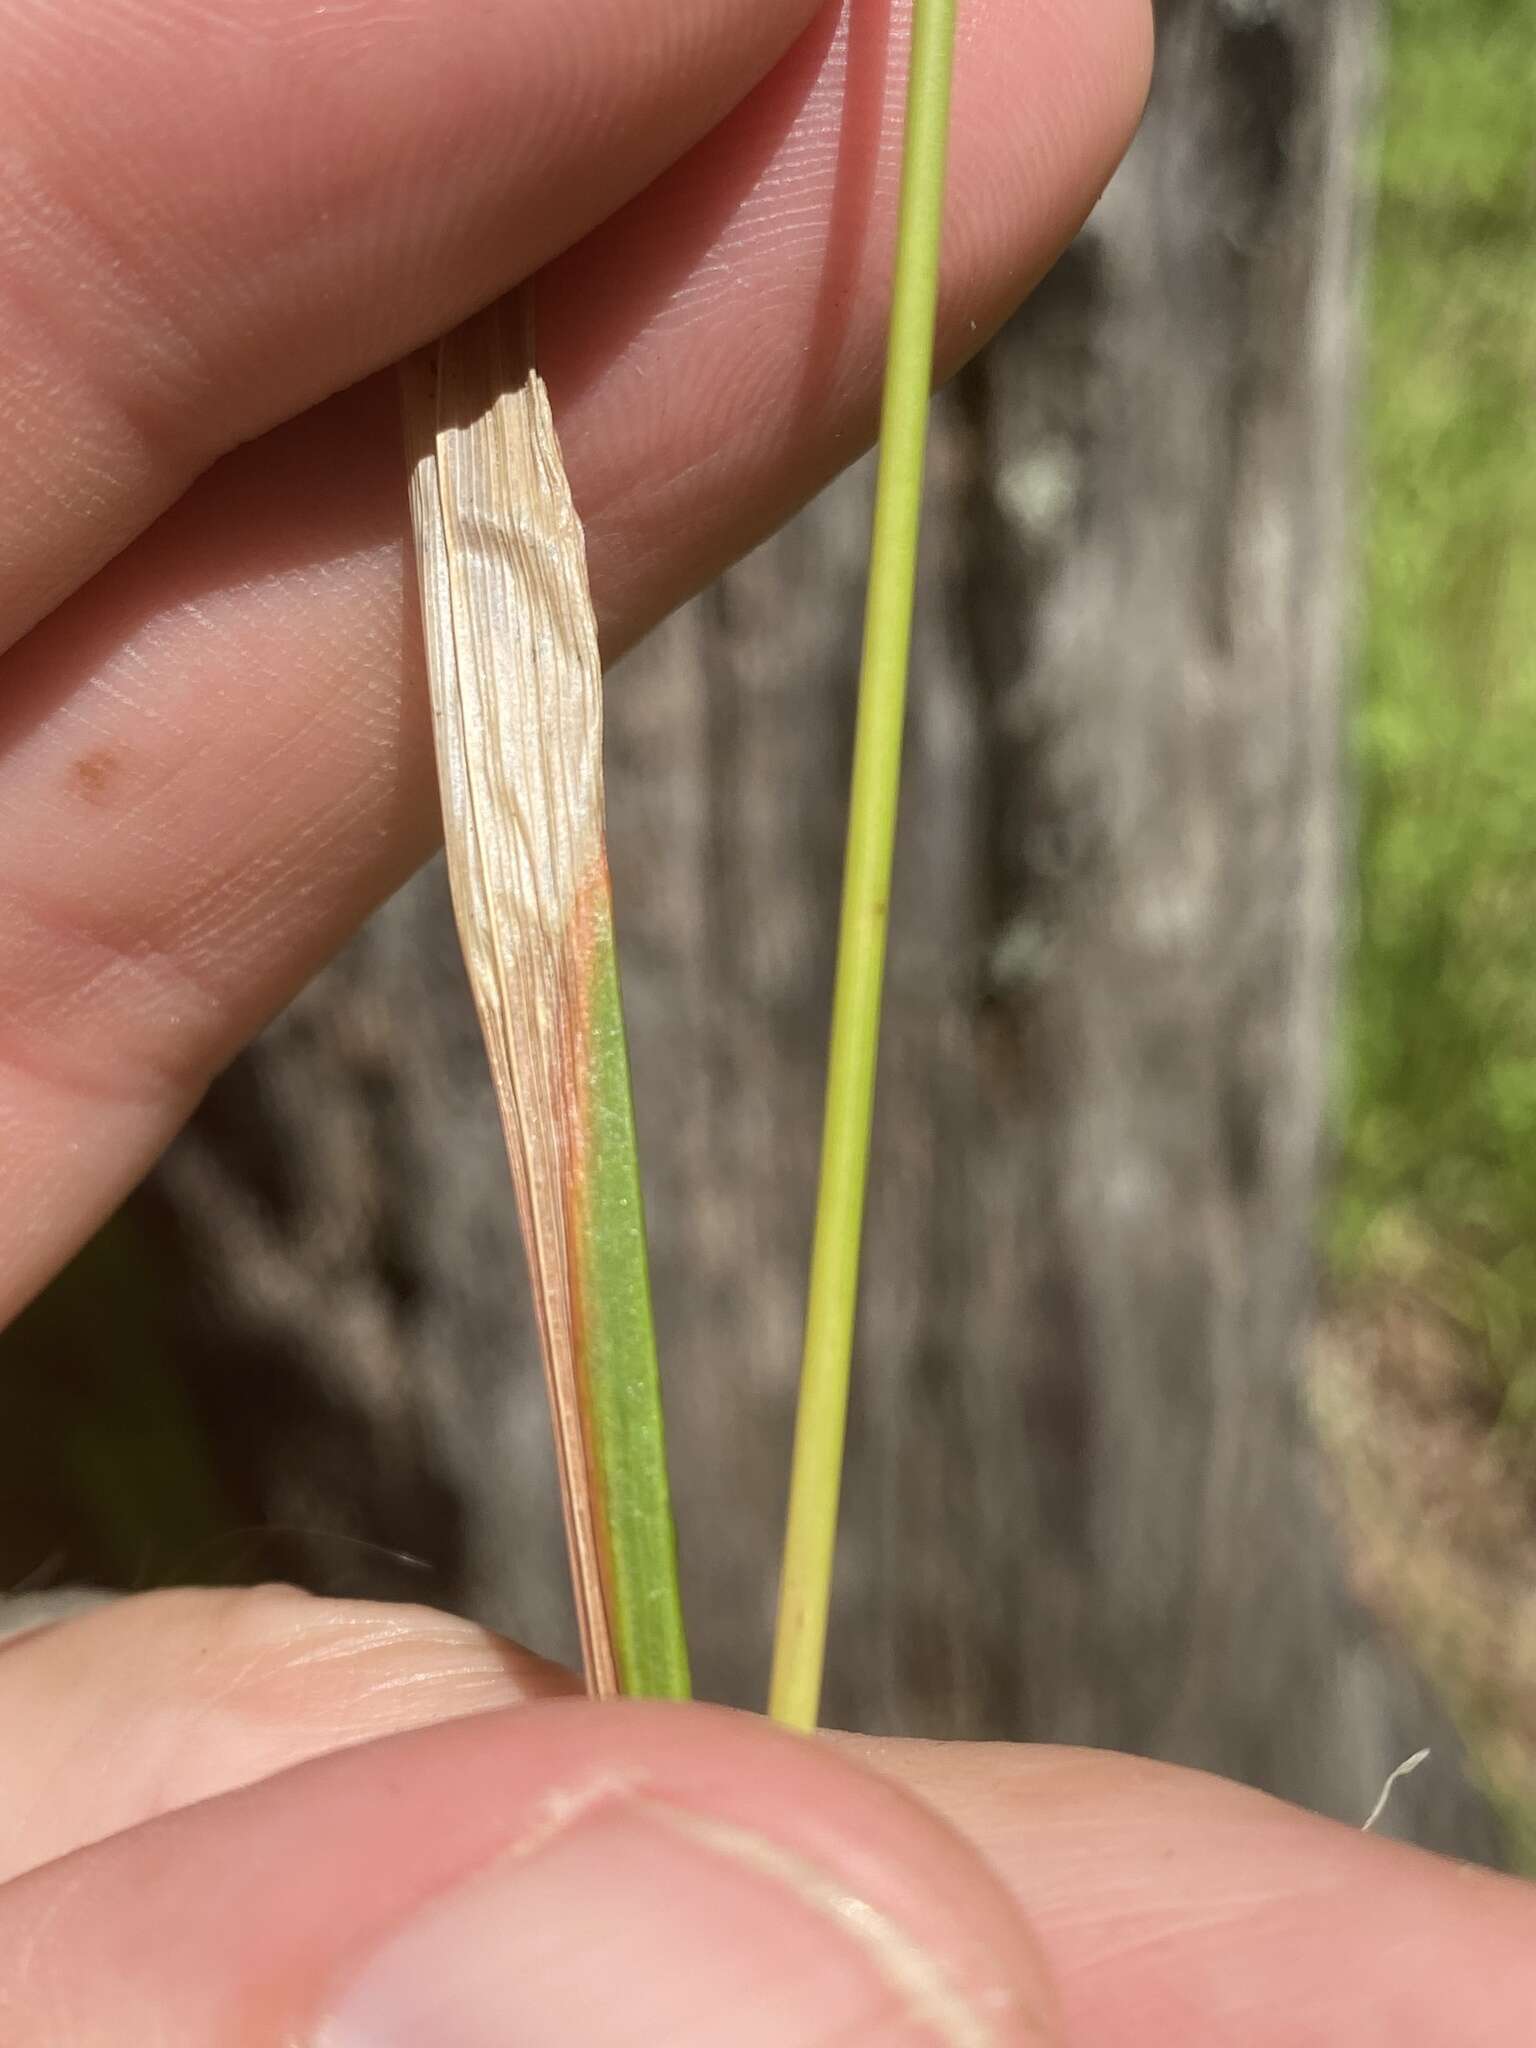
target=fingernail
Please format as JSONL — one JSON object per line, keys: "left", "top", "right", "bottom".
{"left": 319, "top": 1794, "right": 996, "bottom": 2046}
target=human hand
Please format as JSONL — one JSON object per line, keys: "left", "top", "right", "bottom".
{"left": 0, "top": 1586, "right": 1530, "bottom": 2042}
{"left": 0, "top": 0, "right": 1147, "bottom": 1325}
{"left": 9, "top": 1, "right": 1531, "bottom": 2040}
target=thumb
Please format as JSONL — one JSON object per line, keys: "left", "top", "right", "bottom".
{"left": 0, "top": 1696, "right": 1060, "bottom": 2046}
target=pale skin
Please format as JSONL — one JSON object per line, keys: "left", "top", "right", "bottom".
{"left": 1, "top": 0, "right": 1532, "bottom": 2039}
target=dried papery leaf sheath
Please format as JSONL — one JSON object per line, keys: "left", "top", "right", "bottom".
{"left": 402, "top": 298, "right": 689, "bottom": 1700}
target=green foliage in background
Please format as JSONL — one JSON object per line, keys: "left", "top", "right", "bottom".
{"left": 1335, "top": 0, "right": 1536, "bottom": 1419}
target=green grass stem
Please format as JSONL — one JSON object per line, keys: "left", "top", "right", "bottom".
{"left": 768, "top": 0, "right": 958, "bottom": 1730}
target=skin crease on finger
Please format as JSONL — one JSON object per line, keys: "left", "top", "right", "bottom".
{"left": 1, "top": 1589, "right": 1534, "bottom": 2045}
{"left": 0, "top": 0, "right": 1154, "bottom": 1325}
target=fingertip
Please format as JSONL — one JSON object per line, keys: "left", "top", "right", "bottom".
{"left": 545, "top": 0, "right": 1155, "bottom": 637}
{"left": 0, "top": 1584, "right": 576, "bottom": 1881}
{"left": 0, "top": 1698, "right": 1063, "bottom": 2046}
{"left": 946, "top": 0, "right": 1154, "bottom": 319}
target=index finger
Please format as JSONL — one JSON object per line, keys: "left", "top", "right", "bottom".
{"left": 0, "top": 0, "right": 1153, "bottom": 1321}
{"left": 0, "top": 0, "right": 816, "bottom": 651}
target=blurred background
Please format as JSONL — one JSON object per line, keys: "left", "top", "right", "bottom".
{"left": 4, "top": 0, "right": 1534, "bottom": 1868}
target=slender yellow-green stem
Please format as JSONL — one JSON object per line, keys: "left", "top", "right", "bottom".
{"left": 769, "top": 0, "right": 958, "bottom": 1730}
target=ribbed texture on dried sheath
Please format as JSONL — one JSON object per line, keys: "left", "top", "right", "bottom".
{"left": 402, "top": 295, "right": 688, "bottom": 1699}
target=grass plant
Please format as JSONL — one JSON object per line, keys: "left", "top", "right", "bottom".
{"left": 405, "top": 0, "right": 959, "bottom": 1715}
{"left": 769, "top": 0, "right": 959, "bottom": 1729}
